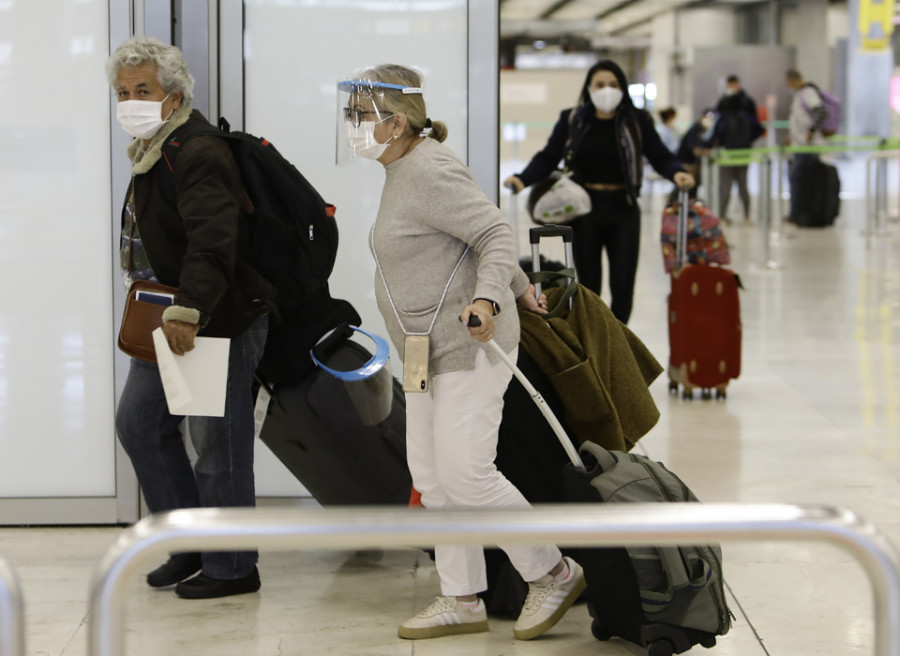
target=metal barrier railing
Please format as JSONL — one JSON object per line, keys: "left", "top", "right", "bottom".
{"left": 88, "top": 504, "right": 900, "bottom": 656}
{"left": 0, "top": 554, "right": 25, "bottom": 656}
{"left": 708, "top": 140, "right": 900, "bottom": 266}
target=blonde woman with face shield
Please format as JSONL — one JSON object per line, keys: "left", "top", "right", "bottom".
{"left": 505, "top": 60, "right": 695, "bottom": 324}
{"left": 337, "top": 66, "right": 585, "bottom": 642}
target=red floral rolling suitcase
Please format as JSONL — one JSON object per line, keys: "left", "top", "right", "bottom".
{"left": 667, "top": 191, "right": 742, "bottom": 400}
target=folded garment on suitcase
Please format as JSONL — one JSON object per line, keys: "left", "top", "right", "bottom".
{"left": 660, "top": 199, "right": 730, "bottom": 273}
{"left": 519, "top": 284, "right": 663, "bottom": 452}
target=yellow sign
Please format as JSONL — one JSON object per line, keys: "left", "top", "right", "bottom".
{"left": 858, "top": 0, "right": 896, "bottom": 51}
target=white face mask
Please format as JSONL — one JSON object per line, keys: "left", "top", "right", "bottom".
{"left": 590, "top": 87, "right": 623, "bottom": 113}
{"left": 117, "top": 93, "right": 173, "bottom": 140}
{"left": 345, "top": 118, "right": 393, "bottom": 161}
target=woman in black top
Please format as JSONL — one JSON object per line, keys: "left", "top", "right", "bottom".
{"left": 505, "top": 60, "right": 694, "bottom": 324}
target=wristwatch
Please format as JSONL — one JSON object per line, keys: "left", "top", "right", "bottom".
{"left": 474, "top": 298, "right": 500, "bottom": 316}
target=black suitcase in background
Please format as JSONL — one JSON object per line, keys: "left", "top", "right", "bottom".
{"left": 257, "top": 327, "right": 411, "bottom": 506}
{"left": 793, "top": 157, "right": 840, "bottom": 227}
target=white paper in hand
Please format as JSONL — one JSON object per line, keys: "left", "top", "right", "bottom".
{"left": 152, "top": 328, "right": 231, "bottom": 417}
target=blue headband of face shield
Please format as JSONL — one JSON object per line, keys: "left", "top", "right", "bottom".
{"left": 310, "top": 325, "right": 391, "bottom": 382}
{"left": 338, "top": 80, "right": 423, "bottom": 95}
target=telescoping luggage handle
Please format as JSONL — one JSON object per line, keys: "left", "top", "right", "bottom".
{"left": 468, "top": 316, "right": 586, "bottom": 472}
{"left": 674, "top": 189, "right": 690, "bottom": 271}
{"left": 529, "top": 225, "right": 576, "bottom": 299}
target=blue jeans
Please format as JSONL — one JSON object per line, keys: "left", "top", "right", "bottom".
{"left": 116, "top": 314, "right": 268, "bottom": 579}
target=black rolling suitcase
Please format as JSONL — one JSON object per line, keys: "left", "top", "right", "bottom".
{"left": 257, "top": 323, "right": 412, "bottom": 506}
{"left": 792, "top": 157, "right": 840, "bottom": 227}
{"left": 484, "top": 348, "right": 574, "bottom": 617}
{"left": 476, "top": 333, "right": 732, "bottom": 655}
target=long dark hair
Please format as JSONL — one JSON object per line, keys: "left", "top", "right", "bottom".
{"left": 578, "top": 59, "right": 634, "bottom": 114}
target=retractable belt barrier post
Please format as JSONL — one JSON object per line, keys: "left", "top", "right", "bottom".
{"left": 864, "top": 149, "right": 900, "bottom": 246}
{"left": 758, "top": 153, "right": 776, "bottom": 269}
{"left": 710, "top": 148, "right": 721, "bottom": 219}
{"left": 0, "top": 554, "right": 25, "bottom": 656}
{"left": 711, "top": 147, "right": 778, "bottom": 269}
{"left": 88, "top": 504, "right": 900, "bottom": 656}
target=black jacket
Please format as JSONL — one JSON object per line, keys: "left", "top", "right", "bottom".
{"left": 517, "top": 104, "right": 686, "bottom": 200}
{"left": 124, "top": 110, "right": 274, "bottom": 337}
{"left": 715, "top": 89, "right": 757, "bottom": 119}
{"left": 712, "top": 93, "right": 763, "bottom": 149}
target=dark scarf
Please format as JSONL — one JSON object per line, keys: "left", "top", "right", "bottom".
{"left": 565, "top": 103, "right": 644, "bottom": 198}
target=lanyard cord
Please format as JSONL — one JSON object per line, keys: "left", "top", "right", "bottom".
{"left": 370, "top": 229, "right": 469, "bottom": 337}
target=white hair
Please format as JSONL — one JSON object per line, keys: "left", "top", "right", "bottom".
{"left": 106, "top": 36, "right": 194, "bottom": 104}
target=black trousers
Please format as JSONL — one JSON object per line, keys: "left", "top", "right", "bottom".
{"left": 719, "top": 164, "right": 750, "bottom": 219}
{"left": 570, "top": 189, "right": 641, "bottom": 323}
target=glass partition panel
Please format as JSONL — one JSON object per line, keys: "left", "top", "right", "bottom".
{"left": 0, "top": 0, "right": 115, "bottom": 498}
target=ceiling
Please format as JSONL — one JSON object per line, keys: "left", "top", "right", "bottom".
{"left": 500, "top": 0, "right": 789, "bottom": 40}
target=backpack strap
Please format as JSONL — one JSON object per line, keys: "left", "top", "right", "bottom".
{"left": 160, "top": 118, "right": 225, "bottom": 172}
{"left": 797, "top": 84, "right": 827, "bottom": 133}
{"left": 157, "top": 117, "right": 234, "bottom": 210}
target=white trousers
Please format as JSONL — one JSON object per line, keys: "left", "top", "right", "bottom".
{"left": 406, "top": 346, "right": 561, "bottom": 597}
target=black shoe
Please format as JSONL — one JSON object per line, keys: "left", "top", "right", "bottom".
{"left": 146, "top": 553, "right": 202, "bottom": 588}
{"left": 174, "top": 567, "right": 261, "bottom": 599}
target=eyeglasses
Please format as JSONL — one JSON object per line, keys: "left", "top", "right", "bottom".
{"left": 343, "top": 107, "right": 384, "bottom": 128}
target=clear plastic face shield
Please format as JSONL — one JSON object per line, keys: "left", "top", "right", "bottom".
{"left": 310, "top": 325, "right": 395, "bottom": 425}
{"left": 336, "top": 79, "right": 421, "bottom": 165}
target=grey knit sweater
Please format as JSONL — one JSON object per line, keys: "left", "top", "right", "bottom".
{"left": 370, "top": 137, "right": 529, "bottom": 374}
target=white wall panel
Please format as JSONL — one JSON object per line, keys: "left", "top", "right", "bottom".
{"left": 240, "top": 0, "right": 471, "bottom": 496}
{"left": 0, "top": 0, "right": 116, "bottom": 499}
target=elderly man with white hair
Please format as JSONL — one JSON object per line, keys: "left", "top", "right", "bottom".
{"left": 108, "top": 36, "right": 274, "bottom": 599}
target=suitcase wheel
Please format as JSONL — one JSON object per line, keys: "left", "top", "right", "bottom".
{"left": 668, "top": 380, "right": 679, "bottom": 395}
{"left": 647, "top": 638, "right": 675, "bottom": 656}
{"left": 681, "top": 388, "right": 693, "bottom": 401}
{"left": 715, "top": 387, "right": 727, "bottom": 400}
{"left": 590, "top": 618, "right": 612, "bottom": 642}
{"left": 701, "top": 389, "right": 712, "bottom": 400}
{"left": 700, "top": 635, "right": 717, "bottom": 649}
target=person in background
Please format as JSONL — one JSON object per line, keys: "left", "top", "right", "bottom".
{"left": 505, "top": 60, "right": 694, "bottom": 324}
{"left": 670, "top": 108, "right": 715, "bottom": 203}
{"left": 785, "top": 69, "right": 828, "bottom": 224}
{"left": 108, "top": 36, "right": 273, "bottom": 599}
{"left": 657, "top": 107, "right": 680, "bottom": 154}
{"left": 711, "top": 90, "right": 763, "bottom": 223}
{"left": 337, "top": 64, "right": 585, "bottom": 641}
{"left": 716, "top": 74, "right": 757, "bottom": 119}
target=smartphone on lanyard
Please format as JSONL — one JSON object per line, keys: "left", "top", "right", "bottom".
{"left": 402, "top": 335, "right": 430, "bottom": 393}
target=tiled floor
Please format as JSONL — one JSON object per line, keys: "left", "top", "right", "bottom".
{"left": 3, "top": 155, "right": 900, "bottom": 655}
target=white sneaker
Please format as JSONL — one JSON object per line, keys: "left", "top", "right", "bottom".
{"left": 513, "top": 557, "right": 586, "bottom": 640}
{"left": 398, "top": 596, "right": 489, "bottom": 640}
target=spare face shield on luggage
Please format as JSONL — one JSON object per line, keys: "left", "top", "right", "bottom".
{"left": 310, "top": 324, "right": 394, "bottom": 425}
{"left": 335, "top": 78, "right": 421, "bottom": 165}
